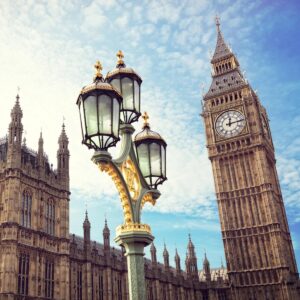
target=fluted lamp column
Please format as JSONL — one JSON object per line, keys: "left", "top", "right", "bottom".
{"left": 76, "top": 52, "right": 167, "bottom": 300}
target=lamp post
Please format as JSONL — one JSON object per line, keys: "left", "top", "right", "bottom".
{"left": 76, "top": 51, "right": 167, "bottom": 300}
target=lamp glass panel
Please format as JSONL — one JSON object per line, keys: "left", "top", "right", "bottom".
{"left": 161, "top": 145, "right": 166, "bottom": 177}
{"left": 137, "top": 144, "right": 150, "bottom": 177}
{"left": 150, "top": 143, "right": 161, "bottom": 176}
{"left": 98, "top": 95, "right": 112, "bottom": 134}
{"left": 111, "top": 79, "right": 121, "bottom": 93}
{"left": 113, "top": 98, "right": 119, "bottom": 137}
{"left": 134, "top": 80, "right": 140, "bottom": 112}
{"left": 145, "top": 177, "right": 151, "bottom": 186}
{"left": 84, "top": 95, "right": 97, "bottom": 136}
{"left": 121, "top": 77, "right": 134, "bottom": 110}
{"left": 78, "top": 99, "right": 85, "bottom": 138}
{"left": 91, "top": 135, "right": 100, "bottom": 149}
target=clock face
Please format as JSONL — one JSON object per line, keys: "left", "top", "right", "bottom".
{"left": 215, "top": 110, "right": 246, "bottom": 138}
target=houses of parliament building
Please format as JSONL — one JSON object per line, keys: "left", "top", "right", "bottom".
{"left": 0, "top": 21, "right": 299, "bottom": 300}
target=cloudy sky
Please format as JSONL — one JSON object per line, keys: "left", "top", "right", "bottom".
{"left": 0, "top": 0, "right": 299, "bottom": 269}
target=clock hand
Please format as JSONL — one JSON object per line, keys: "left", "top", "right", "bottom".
{"left": 226, "top": 117, "right": 232, "bottom": 127}
{"left": 229, "top": 118, "right": 245, "bottom": 125}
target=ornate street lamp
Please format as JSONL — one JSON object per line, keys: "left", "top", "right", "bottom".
{"left": 76, "top": 52, "right": 167, "bottom": 300}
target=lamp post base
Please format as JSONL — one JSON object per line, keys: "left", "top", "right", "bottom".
{"left": 115, "top": 229, "right": 153, "bottom": 300}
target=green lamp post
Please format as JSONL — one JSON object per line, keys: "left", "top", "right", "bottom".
{"left": 76, "top": 52, "right": 167, "bottom": 300}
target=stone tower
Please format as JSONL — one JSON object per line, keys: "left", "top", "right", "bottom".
{"left": 202, "top": 18, "right": 299, "bottom": 299}
{"left": 0, "top": 96, "right": 70, "bottom": 299}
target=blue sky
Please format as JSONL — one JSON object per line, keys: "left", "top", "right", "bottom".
{"left": 0, "top": 0, "right": 299, "bottom": 270}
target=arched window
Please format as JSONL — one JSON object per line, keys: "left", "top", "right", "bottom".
{"left": 18, "top": 253, "right": 30, "bottom": 296}
{"left": 45, "top": 259, "right": 54, "bottom": 299}
{"left": 99, "top": 272, "right": 104, "bottom": 300}
{"left": 46, "top": 199, "right": 55, "bottom": 235}
{"left": 21, "top": 190, "right": 32, "bottom": 228}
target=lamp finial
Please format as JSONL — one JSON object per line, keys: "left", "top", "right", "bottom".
{"left": 116, "top": 50, "right": 125, "bottom": 67}
{"left": 142, "top": 112, "right": 149, "bottom": 128}
{"left": 94, "top": 60, "right": 103, "bottom": 80}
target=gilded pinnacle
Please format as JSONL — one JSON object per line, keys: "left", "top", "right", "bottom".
{"left": 94, "top": 60, "right": 103, "bottom": 80}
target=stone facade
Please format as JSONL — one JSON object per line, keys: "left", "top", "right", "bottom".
{"left": 202, "top": 20, "right": 300, "bottom": 299}
{"left": 0, "top": 96, "right": 229, "bottom": 300}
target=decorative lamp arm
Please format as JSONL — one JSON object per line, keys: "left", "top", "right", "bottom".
{"left": 114, "top": 124, "right": 135, "bottom": 165}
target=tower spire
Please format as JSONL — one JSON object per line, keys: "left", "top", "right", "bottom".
{"left": 38, "top": 131, "right": 45, "bottom": 169}
{"left": 203, "top": 252, "right": 211, "bottom": 282}
{"left": 204, "top": 18, "right": 246, "bottom": 100}
{"left": 175, "top": 248, "right": 181, "bottom": 273}
{"left": 7, "top": 93, "right": 23, "bottom": 167}
{"left": 163, "top": 243, "right": 169, "bottom": 268}
{"left": 103, "top": 218, "right": 110, "bottom": 251}
{"left": 150, "top": 242, "right": 157, "bottom": 264}
{"left": 57, "top": 122, "right": 69, "bottom": 190}
{"left": 211, "top": 16, "right": 232, "bottom": 63}
{"left": 83, "top": 210, "right": 91, "bottom": 243}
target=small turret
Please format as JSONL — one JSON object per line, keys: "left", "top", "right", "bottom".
{"left": 103, "top": 218, "right": 110, "bottom": 251}
{"left": 150, "top": 243, "right": 157, "bottom": 264}
{"left": 57, "top": 123, "right": 69, "bottom": 190}
{"left": 83, "top": 210, "right": 91, "bottom": 244}
{"left": 175, "top": 248, "right": 181, "bottom": 273}
{"left": 37, "top": 132, "right": 45, "bottom": 168}
{"left": 7, "top": 94, "right": 23, "bottom": 167}
{"left": 163, "top": 243, "right": 169, "bottom": 269}
{"left": 186, "top": 235, "right": 198, "bottom": 279}
{"left": 203, "top": 252, "right": 211, "bottom": 282}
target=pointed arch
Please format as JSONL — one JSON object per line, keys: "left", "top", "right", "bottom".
{"left": 21, "top": 189, "right": 32, "bottom": 228}
{"left": 46, "top": 198, "right": 55, "bottom": 235}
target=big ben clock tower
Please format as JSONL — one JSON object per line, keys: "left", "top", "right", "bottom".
{"left": 202, "top": 18, "right": 299, "bottom": 300}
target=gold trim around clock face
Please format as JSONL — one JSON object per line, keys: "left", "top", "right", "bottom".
{"left": 215, "top": 110, "right": 246, "bottom": 139}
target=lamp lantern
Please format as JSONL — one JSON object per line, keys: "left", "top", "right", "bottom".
{"left": 76, "top": 61, "right": 122, "bottom": 151}
{"left": 134, "top": 112, "right": 167, "bottom": 189}
{"left": 106, "top": 50, "right": 142, "bottom": 124}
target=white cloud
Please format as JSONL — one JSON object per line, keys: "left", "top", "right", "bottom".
{"left": 115, "top": 14, "right": 128, "bottom": 27}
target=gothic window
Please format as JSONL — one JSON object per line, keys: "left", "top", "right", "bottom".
{"left": 77, "top": 267, "right": 83, "bottom": 300}
{"left": 99, "top": 273, "right": 104, "bottom": 300}
{"left": 21, "top": 190, "right": 32, "bottom": 228}
{"left": 18, "top": 253, "right": 29, "bottom": 296}
{"left": 117, "top": 277, "right": 122, "bottom": 300}
{"left": 46, "top": 199, "right": 55, "bottom": 235}
{"left": 45, "top": 259, "right": 54, "bottom": 299}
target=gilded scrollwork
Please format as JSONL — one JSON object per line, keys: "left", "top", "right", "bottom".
{"left": 141, "top": 193, "right": 155, "bottom": 210}
{"left": 120, "top": 158, "right": 141, "bottom": 201}
{"left": 98, "top": 162, "right": 133, "bottom": 224}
